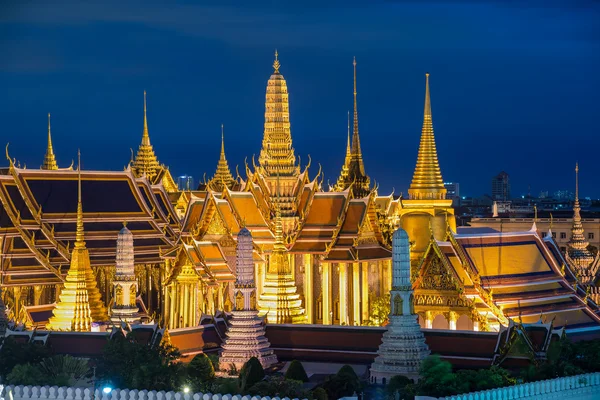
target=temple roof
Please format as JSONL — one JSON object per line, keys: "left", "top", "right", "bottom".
{"left": 0, "top": 166, "right": 179, "bottom": 286}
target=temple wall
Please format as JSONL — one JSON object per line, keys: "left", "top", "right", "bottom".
{"left": 0, "top": 386, "right": 306, "bottom": 400}
{"left": 415, "top": 372, "right": 600, "bottom": 400}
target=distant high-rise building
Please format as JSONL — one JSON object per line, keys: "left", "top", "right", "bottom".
{"left": 177, "top": 175, "right": 194, "bottom": 191}
{"left": 444, "top": 182, "right": 460, "bottom": 199}
{"left": 492, "top": 171, "right": 510, "bottom": 201}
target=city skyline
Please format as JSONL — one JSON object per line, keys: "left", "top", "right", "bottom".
{"left": 1, "top": 1, "right": 599, "bottom": 197}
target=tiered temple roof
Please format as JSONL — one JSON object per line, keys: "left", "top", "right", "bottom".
{"left": 204, "top": 125, "right": 236, "bottom": 192}
{"left": 0, "top": 161, "right": 180, "bottom": 286}
{"left": 416, "top": 227, "right": 600, "bottom": 331}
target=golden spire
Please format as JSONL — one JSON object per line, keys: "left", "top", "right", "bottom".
{"left": 568, "top": 162, "right": 594, "bottom": 280}
{"left": 132, "top": 91, "right": 161, "bottom": 180}
{"left": 47, "top": 150, "right": 108, "bottom": 331}
{"left": 42, "top": 113, "right": 58, "bottom": 170}
{"left": 273, "top": 49, "right": 280, "bottom": 73}
{"left": 346, "top": 110, "right": 351, "bottom": 161}
{"left": 258, "top": 50, "right": 298, "bottom": 180}
{"left": 333, "top": 59, "right": 370, "bottom": 197}
{"left": 75, "top": 150, "right": 85, "bottom": 248}
{"left": 408, "top": 73, "right": 447, "bottom": 200}
{"left": 207, "top": 124, "right": 235, "bottom": 191}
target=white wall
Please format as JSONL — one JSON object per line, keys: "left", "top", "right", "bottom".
{"left": 0, "top": 386, "right": 306, "bottom": 400}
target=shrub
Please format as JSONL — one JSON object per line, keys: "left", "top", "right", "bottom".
{"left": 0, "top": 336, "right": 51, "bottom": 379}
{"left": 188, "top": 354, "right": 215, "bottom": 383}
{"left": 248, "top": 376, "right": 305, "bottom": 397}
{"left": 6, "top": 364, "right": 49, "bottom": 386}
{"left": 239, "top": 357, "right": 265, "bottom": 392}
{"left": 321, "top": 365, "right": 361, "bottom": 400}
{"left": 285, "top": 360, "right": 309, "bottom": 382}
{"left": 387, "top": 375, "right": 414, "bottom": 397}
{"left": 312, "top": 387, "right": 328, "bottom": 400}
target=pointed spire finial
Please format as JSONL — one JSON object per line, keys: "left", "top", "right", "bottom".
{"left": 142, "top": 90, "right": 150, "bottom": 146}
{"left": 220, "top": 124, "right": 226, "bottom": 160}
{"left": 408, "top": 72, "right": 446, "bottom": 200}
{"left": 42, "top": 112, "right": 59, "bottom": 170}
{"left": 273, "top": 49, "right": 280, "bottom": 73}
{"left": 346, "top": 110, "right": 351, "bottom": 158}
{"left": 575, "top": 162, "right": 579, "bottom": 201}
{"left": 351, "top": 57, "right": 361, "bottom": 156}
{"left": 75, "top": 149, "right": 85, "bottom": 248}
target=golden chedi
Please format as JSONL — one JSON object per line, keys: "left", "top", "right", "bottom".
{"left": 47, "top": 154, "right": 108, "bottom": 331}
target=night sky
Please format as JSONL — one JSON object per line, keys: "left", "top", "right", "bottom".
{"left": 1, "top": 1, "right": 599, "bottom": 198}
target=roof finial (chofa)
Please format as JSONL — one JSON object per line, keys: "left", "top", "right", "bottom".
{"left": 273, "top": 49, "right": 281, "bottom": 73}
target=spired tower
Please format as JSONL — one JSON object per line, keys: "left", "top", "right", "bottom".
{"left": 397, "top": 74, "right": 456, "bottom": 269}
{"left": 110, "top": 223, "right": 139, "bottom": 323}
{"left": 257, "top": 51, "right": 300, "bottom": 217}
{"left": 47, "top": 153, "right": 108, "bottom": 331}
{"left": 258, "top": 204, "right": 305, "bottom": 324}
{"left": 206, "top": 124, "right": 236, "bottom": 191}
{"left": 370, "top": 228, "right": 430, "bottom": 384}
{"left": 42, "top": 113, "right": 58, "bottom": 170}
{"left": 334, "top": 57, "right": 371, "bottom": 198}
{"left": 220, "top": 227, "right": 278, "bottom": 370}
{"left": 567, "top": 163, "right": 597, "bottom": 285}
{"left": 132, "top": 91, "right": 161, "bottom": 180}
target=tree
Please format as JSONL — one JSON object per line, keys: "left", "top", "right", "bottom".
{"left": 38, "top": 355, "right": 91, "bottom": 387}
{"left": 239, "top": 357, "right": 265, "bottom": 392}
{"left": 6, "top": 364, "right": 50, "bottom": 386}
{"left": 187, "top": 354, "right": 215, "bottom": 391}
{"left": 415, "top": 355, "right": 459, "bottom": 397}
{"left": 97, "top": 331, "right": 182, "bottom": 391}
{"left": 0, "top": 336, "right": 51, "bottom": 379}
{"left": 284, "top": 360, "right": 309, "bottom": 382}
{"left": 248, "top": 376, "right": 306, "bottom": 398}
{"left": 312, "top": 387, "right": 328, "bottom": 400}
{"left": 321, "top": 365, "right": 361, "bottom": 400}
{"left": 366, "top": 294, "right": 390, "bottom": 326}
{"left": 387, "top": 375, "right": 415, "bottom": 398}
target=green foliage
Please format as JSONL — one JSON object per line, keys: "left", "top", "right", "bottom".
{"left": 387, "top": 375, "right": 415, "bottom": 398}
{"left": 38, "top": 355, "right": 91, "bottom": 386}
{"left": 239, "top": 357, "right": 265, "bottom": 392}
{"left": 521, "top": 336, "right": 600, "bottom": 382}
{"left": 209, "top": 377, "right": 240, "bottom": 395}
{"left": 365, "top": 294, "right": 390, "bottom": 326}
{"left": 416, "top": 355, "right": 456, "bottom": 397}
{"left": 285, "top": 360, "right": 309, "bottom": 382}
{"left": 414, "top": 355, "right": 515, "bottom": 397}
{"left": 6, "top": 364, "right": 50, "bottom": 386}
{"left": 97, "top": 331, "right": 183, "bottom": 391}
{"left": 248, "top": 376, "right": 306, "bottom": 398}
{"left": 0, "top": 336, "right": 51, "bottom": 379}
{"left": 321, "top": 365, "right": 361, "bottom": 400}
{"left": 206, "top": 352, "right": 220, "bottom": 372}
{"left": 312, "top": 387, "right": 328, "bottom": 400}
{"left": 187, "top": 354, "right": 215, "bottom": 392}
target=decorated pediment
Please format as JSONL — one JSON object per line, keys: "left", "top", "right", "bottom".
{"left": 415, "top": 249, "right": 462, "bottom": 292}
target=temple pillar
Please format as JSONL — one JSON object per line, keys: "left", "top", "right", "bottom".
{"left": 183, "top": 283, "right": 190, "bottom": 326}
{"left": 303, "top": 254, "right": 313, "bottom": 324}
{"left": 33, "top": 286, "right": 43, "bottom": 306}
{"left": 339, "top": 263, "right": 348, "bottom": 325}
{"left": 322, "top": 263, "right": 331, "bottom": 324}
{"left": 473, "top": 321, "right": 480, "bottom": 332}
{"left": 449, "top": 311, "right": 457, "bottom": 330}
{"left": 425, "top": 311, "right": 433, "bottom": 329}
{"left": 378, "top": 262, "right": 384, "bottom": 296}
{"left": 164, "top": 285, "right": 170, "bottom": 328}
{"left": 353, "top": 262, "right": 361, "bottom": 325}
{"left": 178, "top": 283, "right": 185, "bottom": 328}
{"left": 361, "top": 262, "right": 369, "bottom": 322}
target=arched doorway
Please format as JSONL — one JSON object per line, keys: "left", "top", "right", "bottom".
{"left": 432, "top": 314, "right": 449, "bottom": 330}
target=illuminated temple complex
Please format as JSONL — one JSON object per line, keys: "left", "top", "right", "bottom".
{"left": 0, "top": 52, "right": 599, "bottom": 340}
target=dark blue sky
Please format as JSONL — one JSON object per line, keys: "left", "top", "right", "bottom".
{"left": 1, "top": 1, "right": 599, "bottom": 198}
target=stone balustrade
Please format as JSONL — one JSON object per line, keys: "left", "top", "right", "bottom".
{"left": 0, "top": 386, "right": 306, "bottom": 400}
{"left": 416, "top": 372, "right": 600, "bottom": 400}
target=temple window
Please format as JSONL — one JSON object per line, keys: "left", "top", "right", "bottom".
{"left": 561, "top": 232, "right": 566, "bottom": 239}
{"left": 589, "top": 232, "right": 595, "bottom": 240}
{"left": 552, "top": 232, "right": 556, "bottom": 238}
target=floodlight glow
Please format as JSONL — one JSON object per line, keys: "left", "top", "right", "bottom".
{"left": 183, "top": 387, "right": 190, "bottom": 394}
{"left": 102, "top": 387, "right": 112, "bottom": 394}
